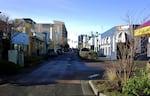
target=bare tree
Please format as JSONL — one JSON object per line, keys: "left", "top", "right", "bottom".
{"left": 116, "top": 25, "right": 136, "bottom": 82}
{"left": 0, "top": 13, "right": 16, "bottom": 59}
{"left": 116, "top": 13, "right": 150, "bottom": 82}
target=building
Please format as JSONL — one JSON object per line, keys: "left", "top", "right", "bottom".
{"left": 35, "top": 21, "right": 68, "bottom": 53}
{"left": 88, "top": 32, "right": 99, "bottom": 51}
{"left": 35, "top": 23, "right": 52, "bottom": 54}
{"left": 100, "top": 25, "right": 139, "bottom": 60}
{"left": 82, "top": 35, "right": 89, "bottom": 48}
{"left": 78, "top": 34, "right": 88, "bottom": 49}
{"left": 68, "top": 39, "right": 78, "bottom": 48}
{"left": 13, "top": 18, "right": 36, "bottom": 56}
{"left": 52, "top": 20, "right": 68, "bottom": 50}
{"left": 134, "top": 20, "right": 150, "bottom": 59}
{"left": 78, "top": 33, "right": 100, "bottom": 51}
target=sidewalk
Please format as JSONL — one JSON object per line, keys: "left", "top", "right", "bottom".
{"left": 81, "top": 80, "right": 96, "bottom": 96}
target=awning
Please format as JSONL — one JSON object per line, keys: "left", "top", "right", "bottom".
{"left": 12, "top": 33, "right": 29, "bottom": 45}
{"left": 134, "top": 20, "right": 150, "bottom": 37}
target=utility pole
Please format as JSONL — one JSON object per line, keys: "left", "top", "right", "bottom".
{"left": 95, "top": 32, "right": 99, "bottom": 52}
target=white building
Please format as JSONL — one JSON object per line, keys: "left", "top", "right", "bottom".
{"left": 100, "top": 25, "right": 139, "bottom": 60}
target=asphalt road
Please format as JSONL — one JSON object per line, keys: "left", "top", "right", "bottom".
{"left": 0, "top": 52, "right": 105, "bottom": 96}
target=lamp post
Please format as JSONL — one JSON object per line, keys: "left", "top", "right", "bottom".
{"left": 96, "top": 32, "right": 99, "bottom": 52}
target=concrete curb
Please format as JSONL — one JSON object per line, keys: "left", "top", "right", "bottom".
{"left": 81, "top": 80, "right": 86, "bottom": 95}
{"left": 81, "top": 80, "right": 95, "bottom": 96}
{"left": 89, "top": 80, "right": 106, "bottom": 96}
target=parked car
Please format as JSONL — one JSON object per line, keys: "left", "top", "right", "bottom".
{"left": 79, "top": 48, "right": 89, "bottom": 57}
{"left": 72, "top": 48, "right": 79, "bottom": 53}
{"left": 57, "top": 49, "right": 63, "bottom": 55}
{"left": 81, "top": 48, "right": 89, "bottom": 51}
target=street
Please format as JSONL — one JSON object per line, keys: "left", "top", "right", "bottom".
{"left": 0, "top": 52, "right": 105, "bottom": 96}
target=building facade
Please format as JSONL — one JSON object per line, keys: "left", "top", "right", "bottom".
{"left": 52, "top": 20, "right": 68, "bottom": 50}
{"left": 35, "top": 23, "right": 52, "bottom": 54}
{"left": 134, "top": 20, "right": 150, "bottom": 59}
{"left": 78, "top": 33, "right": 100, "bottom": 51}
{"left": 13, "top": 18, "right": 36, "bottom": 56}
{"left": 78, "top": 34, "right": 89, "bottom": 49}
{"left": 100, "top": 25, "right": 139, "bottom": 60}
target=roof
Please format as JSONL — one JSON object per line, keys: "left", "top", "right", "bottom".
{"left": 12, "top": 32, "right": 29, "bottom": 45}
{"left": 23, "top": 18, "right": 36, "bottom": 24}
{"left": 138, "top": 20, "right": 150, "bottom": 28}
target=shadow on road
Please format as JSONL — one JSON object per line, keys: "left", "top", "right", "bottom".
{"left": 1, "top": 52, "right": 106, "bottom": 86}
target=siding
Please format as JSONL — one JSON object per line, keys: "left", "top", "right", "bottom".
{"left": 100, "top": 27, "right": 117, "bottom": 59}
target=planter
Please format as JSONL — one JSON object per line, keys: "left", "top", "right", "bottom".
{"left": 89, "top": 80, "right": 106, "bottom": 96}
{"left": 89, "top": 80, "right": 122, "bottom": 96}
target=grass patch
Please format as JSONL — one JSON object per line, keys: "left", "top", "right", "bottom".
{"left": 106, "top": 68, "right": 118, "bottom": 80}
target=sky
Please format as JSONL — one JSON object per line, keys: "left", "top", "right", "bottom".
{"left": 1, "top": 0, "right": 150, "bottom": 47}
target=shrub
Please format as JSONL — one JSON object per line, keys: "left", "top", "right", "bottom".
{"left": 106, "top": 68, "right": 118, "bottom": 80}
{"left": 123, "top": 69, "right": 150, "bottom": 96}
{"left": 88, "top": 50, "right": 98, "bottom": 59}
{"left": 0, "top": 60, "right": 20, "bottom": 75}
{"left": 88, "top": 50, "right": 97, "bottom": 55}
{"left": 79, "top": 49, "right": 99, "bottom": 60}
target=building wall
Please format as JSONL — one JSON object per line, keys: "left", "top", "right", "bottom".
{"left": 83, "top": 35, "right": 88, "bottom": 48}
{"left": 52, "top": 20, "right": 68, "bottom": 50}
{"left": 24, "top": 19, "right": 35, "bottom": 56}
{"left": 100, "top": 27, "right": 117, "bottom": 59}
{"left": 78, "top": 35, "right": 89, "bottom": 49}
{"left": 35, "top": 23, "right": 52, "bottom": 33}
{"left": 14, "top": 19, "right": 68, "bottom": 54}
{"left": 62, "top": 24, "right": 68, "bottom": 43}
{"left": 78, "top": 35, "right": 83, "bottom": 49}
{"left": 35, "top": 23, "right": 52, "bottom": 51}
{"left": 78, "top": 34, "right": 99, "bottom": 50}
{"left": 14, "top": 18, "right": 36, "bottom": 56}
{"left": 100, "top": 25, "right": 139, "bottom": 60}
